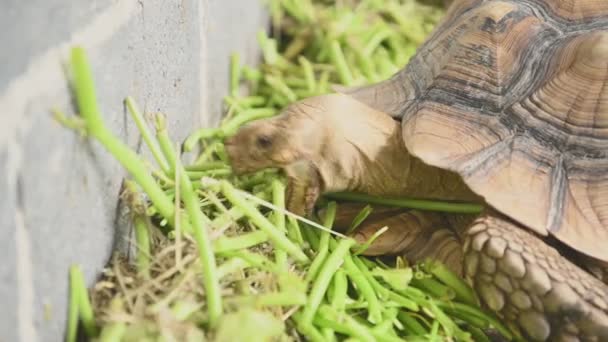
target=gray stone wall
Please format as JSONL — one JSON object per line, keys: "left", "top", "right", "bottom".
{"left": 0, "top": 1, "right": 268, "bottom": 341}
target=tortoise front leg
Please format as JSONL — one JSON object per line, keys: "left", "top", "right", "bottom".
{"left": 463, "top": 214, "right": 608, "bottom": 341}
{"left": 328, "top": 203, "right": 468, "bottom": 277}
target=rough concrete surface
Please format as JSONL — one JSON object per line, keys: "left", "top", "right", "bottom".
{"left": 0, "top": 0, "right": 268, "bottom": 341}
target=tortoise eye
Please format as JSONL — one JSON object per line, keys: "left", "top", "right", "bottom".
{"left": 256, "top": 135, "right": 273, "bottom": 149}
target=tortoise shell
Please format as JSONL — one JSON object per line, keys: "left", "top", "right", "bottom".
{"left": 340, "top": 0, "right": 608, "bottom": 262}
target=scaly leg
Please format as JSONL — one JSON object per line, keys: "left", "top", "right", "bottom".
{"left": 463, "top": 213, "right": 608, "bottom": 341}
{"left": 328, "top": 204, "right": 608, "bottom": 341}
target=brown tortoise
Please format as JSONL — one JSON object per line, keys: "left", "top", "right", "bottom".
{"left": 225, "top": 0, "right": 608, "bottom": 340}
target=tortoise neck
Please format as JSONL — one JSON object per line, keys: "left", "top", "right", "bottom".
{"left": 356, "top": 121, "right": 482, "bottom": 203}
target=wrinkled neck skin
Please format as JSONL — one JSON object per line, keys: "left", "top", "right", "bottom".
{"left": 311, "top": 96, "right": 480, "bottom": 203}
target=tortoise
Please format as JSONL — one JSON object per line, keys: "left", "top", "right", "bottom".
{"left": 224, "top": 0, "right": 608, "bottom": 340}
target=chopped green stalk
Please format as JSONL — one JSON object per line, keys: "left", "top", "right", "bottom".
{"left": 171, "top": 300, "right": 203, "bottom": 321}
{"left": 302, "top": 223, "right": 321, "bottom": 250}
{"left": 98, "top": 322, "right": 126, "bottom": 342}
{"left": 264, "top": 75, "right": 298, "bottom": 102}
{"left": 284, "top": 77, "right": 310, "bottom": 88}
{"left": 271, "top": 179, "right": 288, "bottom": 269}
{"left": 213, "top": 230, "right": 269, "bottom": 253}
{"left": 316, "top": 305, "right": 375, "bottom": 342}
{"left": 185, "top": 161, "right": 227, "bottom": 171}
{"left": 353, "top": 226, "right": 388, "bottom": 255}
{"left": 133, "top": 213, "right": 151, "bottom": 279}
{"left": 216, "top": 257, "right": 248, "bottom": 279}
{"left": 298, "top": 56, "right": 317, "bottom": 92}
{"left": 317, "top": 70, "right": 331, "bottom": 94}
{"left": 363, "top": 26, "right": 393, "bottom": 56}
{"left": 155, "top": 114, "right": 179, "bottom": 170}
{"left": 155, "top": 116, "right": 223, "bottom": 326}
{"left": 423, "top": 259, "right": 478, "bottom": 306}
{"left": 330, "top": 269, "right": 348, "bottom": 311}
{"left": 68, "top": 47, "right": 179, "bottom": 228}
{"left": 178, "top": 165, "right": 223, "bottom": 326}
{"left": 293, "top": 315, "right": 326, "bottom": 342}
{"left": 209, "top": 206, "right": 245, "bottom": 229}
{"left": 339, "top": 252, "right": 383, "bottom": 323}
{"left": 66, "top": 269, "right": 79, "bottom": 342}
{"left": 305, "top": 201, "right": 336, "bottom": 282}
{"left": 221, "top": 250, "right": 278, "bottom": 273}
{"left": 425, "top": 299, "right": 471, "bottom": 340}
{"left": 182, "top": 128, "right": 219, "bottom": 152}
{"left": 192, "top": 140, "right": 223, "bottom": 164}
{"left": 372, "top": 307, "right": 399, "bottom": 334}
{"left": 468, "top": 326, "right": 492, "bottom": 342}
{"left": 429, "top": 320, "right": 440, "bottom": 341}
{"left": 230, "top": 53, "right": 241, "bottom": 97}
{"left": 325, "top": 192, "right": 484, "bottom": 213}
{"left": 411, "top": 277, "right": 455, "bottom": 300}
{"left": 270, "top": 180, "right": 287, "bottom": 232}
{"left": 70, "top": 265, "right": 98, "bottom": 338}
{"left": 183, "top": 169, "right": 232, "bottom": 179}
{"left": 220, "top": 180, "right": 309, "bottom": 262}
{"left": 125, "top": 96, "right": 170, "bottom": 173}
{"left": 220, "top": 108, "right": 277, "bottom": 137}
{"left": 329, "top": 41, "right": 354, "bottom": 85}
{"left": 286, "top": 216, "right": 304, "bottom": 245}
{"left": 229, "top": 291, "right": 307, "bottom": 307}
{"left": 299, "top": 237, "right": 356, "bottom": 326}
{"left": 436, "top": 302, "right": 514, "bottom": 340}
{"left": 397, "top": 312, "right": 428, "bottom": 335}
{"left": 353, "top": 257, "right": 419, "bottom": 311}
{"left": 225, "top": 95, "right": 266, "bottom": 109}
{"left": 347, "top": 204, "right": 373, "bottom": 234}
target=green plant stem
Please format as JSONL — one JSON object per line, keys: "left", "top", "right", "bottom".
{"left": 324, "top": 192, "right": 484, "bottom": 213}
{"left": 436, "top": 302, "right": 514, "bottom": 340}
{"left": 182, "top": 128, "right": 219, "bottom": 152}
{"left": 98, "top": 323, "right": 126, "bottom": 342}
{"left": 230, "top": 53, "right": 241, "bottom": 97}
{"left": 220, "top": 108, "right": 277, "bottom": 137}
{"left": 316, "top": 305, "right": 377, "bottom": 342}
{"left": 306, "top": 201, "right": 336, "bottom": 282}
{"left": 335, "top": 249, "right": 383, "bottom": 323}
{"left": 220, "top": 180, "right": 309, "bottom": 262}
{"left": 229, "top": 291, "right": 307, "bottom": 307}
{"left": 133, "top": 213, "right": 151, "bottom": 279}
{"left": 185, "top": 161, "right": 227, "bottom": 172}
{"left": 213, "top": 231, "right": 269, "bottom": 253}
{"left": 271, "top": 179, "right": 288, "bottom": 270}
{"left": 300, "top": 237, "right": 356, "bottom": 326}
{"left": 330, "top": 269, "right": 348, "bottom": 311}
{"left": 70, "top": 265, "right": 98, "bottom": 338}
{"left": 66, "top": 269, "right": 79, "bottom": 342}
{"left": 165, "top": 130, "right": 223, "bottom": 327}
{"left": 397, "top": 312, "right": 428, "bottom": 335}
{"left": 423, "top": 259, "right": 478, "bottom": 306}
{"left": 125, "top": 96, "right": 170, "bottom": 173}
{"left": 68, "top": 47, "right": 179, "bottom": 229}
{"left": 328, "top": 41, "right": 354, "bottom": 85}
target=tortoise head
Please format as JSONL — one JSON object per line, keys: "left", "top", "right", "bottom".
{"left": 224, "top": 96, "right": 329, "bottom": 175}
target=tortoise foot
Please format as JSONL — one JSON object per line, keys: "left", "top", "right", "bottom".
{"left": 328, "top": 203, "right": 465, "bottom": 275}
{"left": 463, "top": 214, "right": 608, "bottom": 341}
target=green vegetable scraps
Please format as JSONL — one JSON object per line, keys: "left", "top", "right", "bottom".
{"left": 58, "top": 1, "right": 518, "bottom": 341}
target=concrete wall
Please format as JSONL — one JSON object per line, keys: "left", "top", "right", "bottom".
{"left": 0, "top": 1, "right": 268, "bottom": 341}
